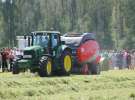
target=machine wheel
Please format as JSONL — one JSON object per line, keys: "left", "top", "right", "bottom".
{"left": 81, "top": 64, "right": 89, "bottom": 75}
{"left": 39, "top": 57, "right": 52, "bottom": 77}
{"left": 12, "top": 63, "right": 19, "bottom": 74}
{"left": 89, "top": 63, "right": 100, "bottom": 75}
{"left": 60, "top": 50, "right": 72, "bottom": 75}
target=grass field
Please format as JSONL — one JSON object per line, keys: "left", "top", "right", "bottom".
{"left": 0, "top": 70, "right": 135, "bottom": 100}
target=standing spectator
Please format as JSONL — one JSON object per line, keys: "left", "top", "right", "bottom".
{"left": 0, "top": 49, "right": 2, "bottom": 71}
{"left": 8, "top": 48, "right": 15, "bottom": 71}
{"left": 5, "top": 48, "right": 14, "bottom": 71}
{"left": 116, "top": 51, "right": 123, "bottom": 69}
{"left": 111, "top": 52, "right": 117, "bottom": 69}
{"left": 123, "top": 50, "right": 128, "bottom": 68}
{"left": 116, "top": 52, "right": 120, "bottom": 69}
{"left": 127, "top": 52, "right": 132, "bottom": 69}
{"left": 131, "top": 51, "right": 135, "bottom": 70}
{"left": 1, "top": 48, "right": 8, "bottom": 72}
{"left": 119, "top": 51, "right": 124, "bottom": 69}
{"left": 5, "top": 48, "right": 10, "bottom": 71}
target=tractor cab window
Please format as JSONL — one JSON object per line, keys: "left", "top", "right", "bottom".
{"left": 33, "top": 34, "right": 49, "bottom": 48}
{"left": 51, "top": 34, "right": 59, "bottom": 48}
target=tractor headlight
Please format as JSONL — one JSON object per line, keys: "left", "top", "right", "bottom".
{"left": 23, "top": 55, "right": 32, "bottom": 59}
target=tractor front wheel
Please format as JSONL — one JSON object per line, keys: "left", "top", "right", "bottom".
{"left": 39, "top": 57, "right": 52, "bottom": 77}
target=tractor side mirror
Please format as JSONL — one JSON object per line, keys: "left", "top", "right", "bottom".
{"left": 28, "top": 36, "right": 31, "bottom": 46}
{"left": 24, "top": 35, "right": 27, "bottom": 39}
{"left": 61, "top": 41, "right": 65, "bottom": 45}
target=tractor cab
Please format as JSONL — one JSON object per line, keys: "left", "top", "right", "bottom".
{"left": 30, "top": 31, "right": 61, "bottom": 55}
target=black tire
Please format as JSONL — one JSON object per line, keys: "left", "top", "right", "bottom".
{"left": 38, "top": 57, "right": 52, "bottom": 77}
{"left": 88, "top": 63, "right": 100, "bottom": 75}
{"left": 12, "top": 62, "right": 19, "bottom": 74}
{"left": 60, "top": 50, "right": 72, "bottom": 75}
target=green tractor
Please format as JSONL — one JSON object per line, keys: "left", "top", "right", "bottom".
{"left": 12, "top": 31, "right": 72, "bottom": 77}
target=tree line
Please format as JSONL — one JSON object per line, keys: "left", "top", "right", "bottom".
{"left": 0, "top": 0, "right": 134, "bottom": 49}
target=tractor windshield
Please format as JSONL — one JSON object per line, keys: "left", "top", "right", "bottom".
{"left": 33, "top": 35, "right": 49, "bottom": 48}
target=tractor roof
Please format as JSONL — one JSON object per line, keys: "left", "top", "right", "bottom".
{"left": 31, "top": 31, "right": 60, "bottom": 35}
{"left": 63, "top": 32, "right": 95, "bottom": 37}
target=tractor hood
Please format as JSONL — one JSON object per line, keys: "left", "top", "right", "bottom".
{"left": 24, "top": 45, "right": 43, "bottom": 51}
{"left": 23, "top": 45, "right": 44, "bottom": 59}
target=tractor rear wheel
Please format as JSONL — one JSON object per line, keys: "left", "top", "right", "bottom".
{"left": 39, "top": 57, "right": 52, "bottom": 77}
{"left": 12, "top": 63, "right": 19, "bottom": 74}
{"left": 60, "top": 50, "right": 72, "bottom": 75}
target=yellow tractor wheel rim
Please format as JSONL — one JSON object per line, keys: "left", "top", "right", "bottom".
{"left": 46, "top": 61, "right": 52, "bottom": 75}
{"left": 64, "top": 55, "right": 71, "bottom": 72}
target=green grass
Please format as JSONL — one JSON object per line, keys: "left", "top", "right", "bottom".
{"left": 0, "top": 70, "right": 135, "bottom": 100}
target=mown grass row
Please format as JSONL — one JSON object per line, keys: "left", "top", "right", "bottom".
{"left": 0, "top": 70, "right": 135, "bottom": 100}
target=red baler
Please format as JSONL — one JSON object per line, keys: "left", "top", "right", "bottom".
{"left": 61, "top": 32, "right": 101, "bottom": 74}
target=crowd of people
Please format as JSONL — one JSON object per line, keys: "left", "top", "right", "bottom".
{"left": 0, "top": 48, "right": 23, "bottom": 72}
{"left": 100, "top": 49, "right": 135, "bottom": 70}
{"left": 0, "top": 47, "right": 135, "bottom": 72}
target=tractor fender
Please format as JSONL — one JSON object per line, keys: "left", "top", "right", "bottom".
{"left": 56, "top": 45, "right": 72, "bottom": 58}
